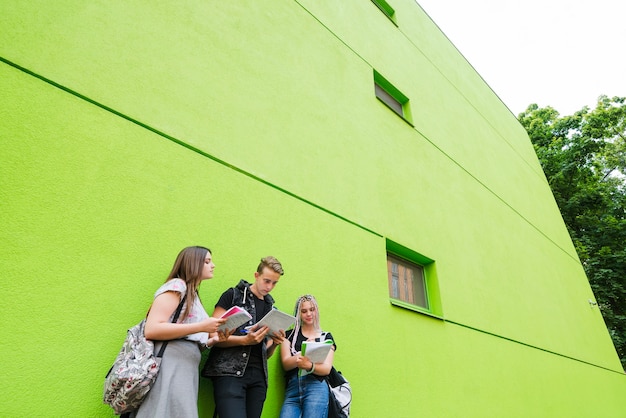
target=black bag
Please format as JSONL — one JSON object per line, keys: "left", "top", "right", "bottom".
{"left": 326, "top": 367, "right": 351, "bottom": 418}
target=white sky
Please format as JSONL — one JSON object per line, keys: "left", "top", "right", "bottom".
{"left": 416, "top": 0, "right": 626, "bottom": 116}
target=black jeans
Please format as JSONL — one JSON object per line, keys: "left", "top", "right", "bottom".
{"left": 212, "top": 366, "right": 267, "bottom": 418}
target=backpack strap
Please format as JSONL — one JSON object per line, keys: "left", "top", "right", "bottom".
{"left": 155, "top": 295, "right": 186, "bottom": 358}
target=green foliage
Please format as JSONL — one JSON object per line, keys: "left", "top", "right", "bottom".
{"left": 519, "top": 96, "right": 626, "bottom": 371}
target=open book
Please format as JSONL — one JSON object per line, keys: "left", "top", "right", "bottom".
{"left": 249, "top": 308, "right": 296, "bottom": 337}
{"left": 302, "top": 339, "right": 334, "bottom": 364}
{"left": 218, "top": 306, "right": 252, "bottom": 333}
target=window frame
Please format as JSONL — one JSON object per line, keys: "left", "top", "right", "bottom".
{"left": 371, "top": 0, "right": 397, "bottom": 25}
{"left": 374, "top": 70, "right": 413, "bottom": 126}
{"left": 386, "top": 239, "right": 443, "bottom": 318}
{"left": 388, "top": 253, "right": 429, "bottom": 309}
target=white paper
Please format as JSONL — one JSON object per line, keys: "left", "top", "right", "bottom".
{"left": 253, "top": 309, "right": 296, "bottom": 336}
{"left": 302, "top": 340, "right": 333, "bottom": 363}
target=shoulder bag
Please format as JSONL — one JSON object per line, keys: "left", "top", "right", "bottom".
{"left": 103, "top": 296, "right": 185, "bottom": 416}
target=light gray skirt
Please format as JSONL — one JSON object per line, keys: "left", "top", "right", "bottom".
{"left": 135, "top": 339, "right": 201, "bottom": 418}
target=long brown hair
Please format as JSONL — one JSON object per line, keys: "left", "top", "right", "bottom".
{"left": 165, "top": 246, "right": 211, "bottom": 321}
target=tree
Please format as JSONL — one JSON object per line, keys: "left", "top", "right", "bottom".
{"left": 518, "top": 96, "right": 626, "bottom": 370}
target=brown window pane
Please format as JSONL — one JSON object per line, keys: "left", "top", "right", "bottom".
{"left": 387, "top": 254, "right": 428, "bottom": 309}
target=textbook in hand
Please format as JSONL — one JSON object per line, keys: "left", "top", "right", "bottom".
{"left": 218, "top": 306, "right": 252, "bottom": 332}
{"left": 250, "top": 308, "right": 296, "bottom": 337}
{"left": 302, "top": 340, "right": 334, "bottom": 364}
{"left": 299, "top": 339, "right": 334, "bottom": 376}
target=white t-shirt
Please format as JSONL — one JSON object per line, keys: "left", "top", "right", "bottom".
{"left": 154, "top": 278, "right": 210, "bottom": 345}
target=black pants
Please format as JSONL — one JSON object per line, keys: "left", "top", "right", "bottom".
{"left": 212, "top": 366, "right": 267, "bottom": 418}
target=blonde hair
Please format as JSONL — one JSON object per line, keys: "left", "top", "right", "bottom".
{"left": 289, "top": 294, "right": 321, "bottom": 354}
{"left": 256, "top": 256, "right": 284, "bottom": 275}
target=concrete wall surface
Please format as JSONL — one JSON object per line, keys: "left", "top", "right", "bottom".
{"left": 1, "top": 1, "right": 624, "bottom": 416}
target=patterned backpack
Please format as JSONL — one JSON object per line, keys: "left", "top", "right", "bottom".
{"left": 103, "top": 298, "right": 184, "bottom": 415}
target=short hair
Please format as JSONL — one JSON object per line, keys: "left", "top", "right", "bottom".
{"left": 256, "top": 256, "right": 284, "bottom": 275}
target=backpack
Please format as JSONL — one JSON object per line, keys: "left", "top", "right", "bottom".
{"left": 327, "top": 367, "right": 351, "bottom": 418}
{"left": 103, "top": 298, "right": 184, "bottom": 415}
{"left": 103, "top": 319, "right": 162, "bottom": 415}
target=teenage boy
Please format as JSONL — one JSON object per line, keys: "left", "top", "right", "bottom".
{"left": 203, "top": 256, "right": 286, "bottom": 418}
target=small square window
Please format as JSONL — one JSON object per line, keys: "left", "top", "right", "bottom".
{"left": 375, "top": 84, "right": 403, "bottom": 115}
{"left": 388, "top": 254, "right": 429, "bottom": 309}
{"left": 386, "top": 239, "right": 443, "bottom": 318}
{"left": 374, "top": 70, "right": 413, "bottom": 125}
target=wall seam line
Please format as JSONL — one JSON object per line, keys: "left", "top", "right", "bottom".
{"left": 0, "top": 56, "right": 382, "bottom": 238}
{"left": 445, "top": 318, "right": 625, "bottom": 375}
{"left": 291, "top": 1, "right": 580, "bottom": 264}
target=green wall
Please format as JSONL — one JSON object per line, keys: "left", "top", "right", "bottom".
{"left": 1, "top": 0, "right": 624, "bottom": 416}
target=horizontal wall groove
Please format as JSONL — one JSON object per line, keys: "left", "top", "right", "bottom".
{"left": 445, "top": 318, "right": 625, "bottom": 376}
{"left": 414, "top": 127, "right": 582, "bottom": 266}
{"left": 291, "top": 1, "right": 579, "bottom": 265}
{"left": 294, "top": 0, "right": 545, "bottom": 182}
{"left": 0, "top": 53, "right": 576, "bottom": 269}
{"left": 0, "top": 55, "right": 382, "bottom": 239}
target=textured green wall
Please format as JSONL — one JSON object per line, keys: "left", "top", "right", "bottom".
{"left": 1, "top": 0, "right": 625, "bottom": 416}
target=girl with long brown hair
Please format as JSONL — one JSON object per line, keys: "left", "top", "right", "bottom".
{"left": 136, "top": 246, "right": 228, "bottom": 417}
